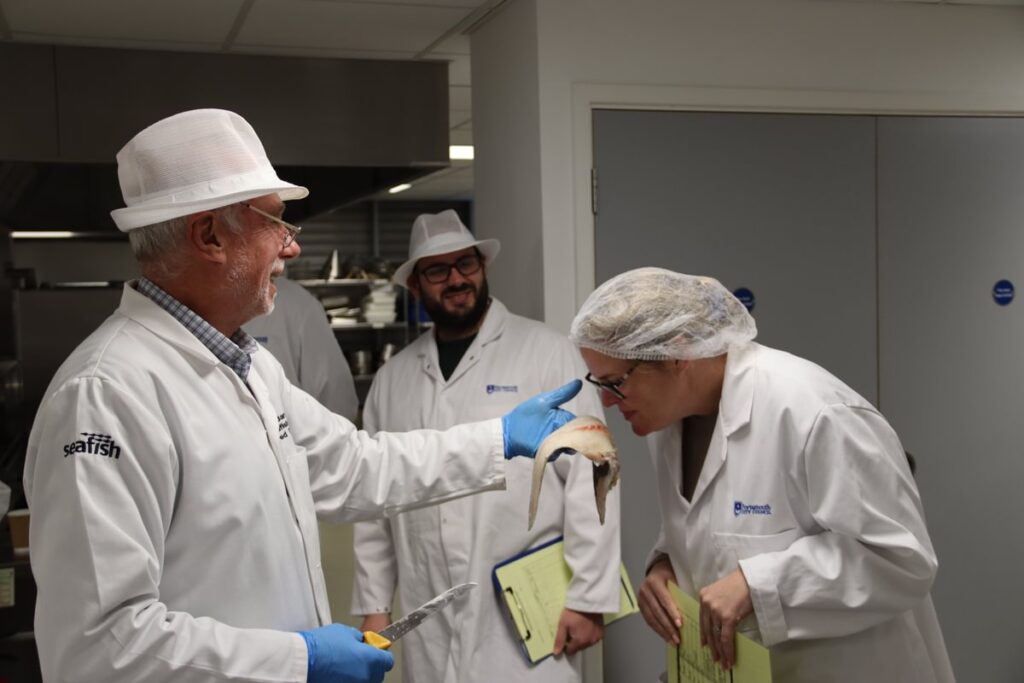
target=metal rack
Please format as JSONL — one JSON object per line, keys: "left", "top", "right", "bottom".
{"left": 297, "top": 279, "right": 418, "bottom": 404}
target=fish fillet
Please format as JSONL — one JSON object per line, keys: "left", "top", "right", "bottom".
{"left": 528, "top": 416, "right": 619, "bottom": 529}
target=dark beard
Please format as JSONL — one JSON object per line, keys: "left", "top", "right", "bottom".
{"left": 422, "top": 280, "right": 490, "bottom": 335}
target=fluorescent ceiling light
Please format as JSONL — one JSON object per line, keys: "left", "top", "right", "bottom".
{"left": 449, "top": 145, "right": 474, "bottom": 160}
{"left": 388, "top": 183, "right": 412, "bottom": 194}
{"left": 12, "top": 231, "right": 76, "bottom": 239}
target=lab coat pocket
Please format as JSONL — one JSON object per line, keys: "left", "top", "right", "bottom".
{"left": 711, "top": 528, "right": 800, "bottom": 572}
{"left": 710, "top": 529, "right": 800, "bottom": 640}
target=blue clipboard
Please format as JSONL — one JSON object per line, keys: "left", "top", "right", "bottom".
{"left": 492, "top": 536, "right": 639, "bottom": 664}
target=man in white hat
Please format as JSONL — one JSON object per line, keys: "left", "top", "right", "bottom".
{"left": 23, "top": 109, "right": 585, "bottom": 683}
{"left": 351, "top": 211, "right": 622, "bottom": 683}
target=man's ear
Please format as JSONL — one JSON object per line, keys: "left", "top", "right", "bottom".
{"left": 185, "top": 211, "right": 227, "bottom": 264}
{"left": 406, "top": 273, "right": 421, "bottom": 299}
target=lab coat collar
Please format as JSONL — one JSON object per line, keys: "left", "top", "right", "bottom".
{"left": 717, "top": 341, "right": 759, "bottom": 437}
{"left": 684, "top": 343, "right": 759, "bottom": 507}
{"left": 416, "top": 297, "right": 509, "bottom": 381}
{"left": 117, "top": 282, "right": 225, "bottom": 370}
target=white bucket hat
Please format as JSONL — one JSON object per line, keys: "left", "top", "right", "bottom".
{"left": 393, "top": 209, "right": 500, "bottom": 288}
{"left": 110, "top": 109, "right": 308, "bottom": 231}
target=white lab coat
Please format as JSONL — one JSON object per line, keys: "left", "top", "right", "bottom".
{"left": 648, "top": 342, "right": 954, "bottom": 683}
{"left": 23, "top": 283, "right": 507, "bottom": 683}
{"left": 244, "top": 276, "right": 359, "bottom": 421}
{"left": 351, "top": 299, "right": 621, "bottom": 683}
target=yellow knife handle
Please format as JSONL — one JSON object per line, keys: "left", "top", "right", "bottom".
{"left": 363, "top": 631, "right": 392, "bottom": 650}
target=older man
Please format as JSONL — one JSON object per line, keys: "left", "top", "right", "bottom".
{"left": 351, "top": 211, "right": 621, "bottom": 683}
{"left": 23, "top": 109, "right": 581, "bottom": 683}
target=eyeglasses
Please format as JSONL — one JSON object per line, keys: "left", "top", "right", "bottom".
{"left": 584, "top": 361, "right": 642, "bottom": 400}
{"left": 243, "top": 203, "right": 302, "bottom": 248}
{"left": 417, "top": 253, "right": 483, "bottom": 284}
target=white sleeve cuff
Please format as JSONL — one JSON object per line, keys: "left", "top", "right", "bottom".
{"left": 738, "top": 555, "right": 788, "bottom": 646}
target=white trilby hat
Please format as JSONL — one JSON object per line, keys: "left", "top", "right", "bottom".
{"left": 110, "top": 109, "right": 308, "bottom": 231}
{"left": 393, "top": 209, "right": 500, "bottom": 288}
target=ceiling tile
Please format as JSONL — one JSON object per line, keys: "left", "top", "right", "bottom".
{"left": 331, "top": 0, "right": 483, "bottom": 8}
{"left": 230, "top": 44, "right": 417, "bottom": 60}
{"left": 2, "top": 0, "right": 243, "bottom": 44}
{"left": 948, "top": 0, "right": 1024, "bottom": 5}
{"left": 238, "top": 0, "right": 469, "bottom": 53}
{"left": 429, "top": 32, "right": 470, "bottom": 55}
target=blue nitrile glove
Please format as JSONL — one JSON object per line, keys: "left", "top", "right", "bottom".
{"left": 501, "top": 379, "right": 582, "bottom": 459}
{"left": 298, "top": 623, "right": 393, "bottom": 683}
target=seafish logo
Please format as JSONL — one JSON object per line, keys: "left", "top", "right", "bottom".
{"left": 734, "top": 500, "right": 772, "bottom": 516}
{"left": 63, "top": 433, "right": 121, "bottom": 459}
{"left": 486, "top": 384, "right": 518, "bottom": 394}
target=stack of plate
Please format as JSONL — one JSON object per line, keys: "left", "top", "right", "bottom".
{"left": 362, "top": 284, "right": 397, "bottom": 324}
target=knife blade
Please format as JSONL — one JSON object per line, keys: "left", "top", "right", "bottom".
{"left": 363, "top": 582, "right": 477, "bottom": 650}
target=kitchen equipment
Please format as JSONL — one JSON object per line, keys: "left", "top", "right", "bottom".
{"left": 377, "top": 343, "right": 398, "bottom": 367}
{"left": 364, "top": 582, "right": 476, "bottom": 650}
{"left": 349, "top": 350, "right": 373, "bottom": 376}
{"left": 7, "top": 509, "right": 28, "bottom": 557}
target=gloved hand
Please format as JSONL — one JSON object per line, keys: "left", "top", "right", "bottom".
{"left": 298, "top": 623, "right": 393, "bottom": 683}
{"left": 501, "top": 379, "right": 582, "bottom": 459}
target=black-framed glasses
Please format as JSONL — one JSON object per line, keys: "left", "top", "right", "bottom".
{"left": 418, "top": 253, "right": 483, "bottom": 284}
{"left": 584, "top": 361, "right": 642, "bottom": 400}
{"left": 243, "top": 203, "right": 302, "bottom": 248}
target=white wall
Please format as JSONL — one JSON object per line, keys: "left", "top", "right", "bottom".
{"left": 472, "top": 0, "right": 1024, "bottom": 330}
{"left": 470, "top": 0, "right": 545, "bottom": 320}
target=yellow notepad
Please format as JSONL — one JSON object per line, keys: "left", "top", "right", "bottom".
{"left": 492, "top": 537, "right": 639, "bottom": 664}
{"left": 667, "top": 582, "right": 772, "bottom": 683}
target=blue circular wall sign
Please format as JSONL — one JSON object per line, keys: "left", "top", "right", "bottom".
{"left": 733, "top": 287, "right": 755, "bottom": 312}
{"left": 993, "top": 279, "right": 1015, "bottom": 306}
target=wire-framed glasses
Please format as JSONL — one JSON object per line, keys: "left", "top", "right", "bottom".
{"left": 243, "top": 203, "right": 302, "bottom": 248}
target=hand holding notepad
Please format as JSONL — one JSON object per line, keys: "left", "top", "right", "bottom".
{"left": 666, "top": 583, "right": 772, "bottom": 683}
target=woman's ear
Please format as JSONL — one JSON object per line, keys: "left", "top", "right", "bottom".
{"left": 186, "top": 211, "right": 228, "bottom": 264}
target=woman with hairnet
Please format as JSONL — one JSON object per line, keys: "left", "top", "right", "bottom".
{"left": 569, "top": 268, "right": 954, "bottom": 683}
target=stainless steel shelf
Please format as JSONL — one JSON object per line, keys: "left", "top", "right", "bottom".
{"left": 298, "top": 278, "right": 392, "bottom": 287}
{"left": 330, "top": 322, "right": 405, "bottom": 331}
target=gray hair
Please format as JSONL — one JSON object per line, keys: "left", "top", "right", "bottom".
{"left": 128, "top": 204, "right": 247, "bottom": 280}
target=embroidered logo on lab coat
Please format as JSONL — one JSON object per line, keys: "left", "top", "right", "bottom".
{"left": 486, "top": 384, "right": 518, "bottom": 394}
{"left": 277, "top": 413, "right": 290, "bottom": 440}
{"left": 63, "top": 433, "right": 121, "bottom": 459}
{"left": 734, "top": 501, "right": 772, "bottom": 516}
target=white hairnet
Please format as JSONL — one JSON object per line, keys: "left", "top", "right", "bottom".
{"left": 569, "top": 267, "right": 757, "bottom": 361}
